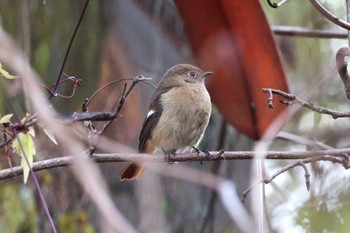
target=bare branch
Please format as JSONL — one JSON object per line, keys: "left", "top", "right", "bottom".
{"left": 264, "top": 161, "right": 310, "bottom": 191}
{"left": 241, "top": 154, "right": 344, "bottom": 203}
{"left": 272, "top": 25, "right": 347, "bottom": 39}
{"left": 59, "top": 112, "right": 117, "bottom": 122}
{"left": 84, "top": 77, "right": 153, "bottom": 107}
{"left": 1, "top": 149, "right": 350, "bottom": 181}
{"left": 262, "top": 88, "right": 350, "bottom": 119}
{"left": 51, "top": 0, "right": 90, "bottom": 97}
{"left": 277, "top": 131, "right": 334, "bottom": 150}
{"left": 95, "top": 76, "right": 149, "bottom": 137}
{"left": 308, "top": 0, "right": 350, "bottom": 31}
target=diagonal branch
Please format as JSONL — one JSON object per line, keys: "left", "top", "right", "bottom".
{"left": 97, "top": 75, "right": 150, "bottom": 136}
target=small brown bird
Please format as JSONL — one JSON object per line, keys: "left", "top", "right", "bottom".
{"left": 120, "top": 64, "right": 212, "bottom": 180}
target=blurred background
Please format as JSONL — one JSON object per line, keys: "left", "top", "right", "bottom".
{"left": 0, "top": 0, "right": 350, "bottom": 232}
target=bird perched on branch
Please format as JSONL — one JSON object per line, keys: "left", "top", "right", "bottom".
{"left": 120, "top": 64, "right": 213, "bottom": 180}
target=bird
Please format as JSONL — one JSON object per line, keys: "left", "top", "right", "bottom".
{"left": 120, "top": 64, "right": 212, "bottom": 181}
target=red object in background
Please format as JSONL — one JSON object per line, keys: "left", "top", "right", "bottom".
{"left": 175, "top": 0, "right": 289, "bottom": 140}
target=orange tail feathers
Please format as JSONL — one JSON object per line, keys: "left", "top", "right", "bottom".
{"left": 120, "top": 138, "right": 154, "bottom": 181}
{"left": 119, "top": 163, "right": 145, "bottom": 181}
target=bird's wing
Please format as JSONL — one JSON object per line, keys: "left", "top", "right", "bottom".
{"left": 138, "top": 108, "right": 162, "bottom": 152}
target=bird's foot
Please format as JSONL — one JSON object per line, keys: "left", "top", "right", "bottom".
{"left": 192, "top": 146, "right": 212, "bottom": 160}
{"left": 163, "top": 148, "right": 176, "bottom": 164}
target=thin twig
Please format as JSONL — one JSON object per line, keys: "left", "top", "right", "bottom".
{"left": 277, "top": 131, "right": 334, "bottom": 150}
{"left": 241, "top": 154, "right": 348, "bottom": 203}
{"left": 85, "top": 78, "right": 133, "bottom": 107}
{"left": 263, "top": 161, "right": 310, "bottom": 191}
{"left": 14, "top": 130, "right": 57, "bottom": 233}
{"left": 99, "top": 83, "right": 128, "bottom": 135}
{"left": 85, "top": 76, "right": 151, "bottom": 155}
{"left": 262, "top": 88, "right": 350, "bottom": 119}
{"left": 272, "top": 25, "right": 347, "bottom": 39}
{"left": 308, "top": 0, "right": 350, "bottom": 31}
{"left": 85, "top": 77, "right": 154, "bottom": 107}
{"left": 59, "top": 112, "right": 118, "bottom": 122}
{"left": 98, "top": 75, "right": 149, "bottom": 136}
{"left": 51, "top": 0, "right": 90, "bottom": 98}
{"left": 265, "top": 88, "right": 274, "bottom": 110}
{"left": 54, "top": 76, "right": 82, "bottom": 98}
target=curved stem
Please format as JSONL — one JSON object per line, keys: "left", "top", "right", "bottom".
{"left": 50, "top": 0, "right": 90, "bottom": 98}
{"left": 309, "top": 0, "right": 350, "bottom": 30}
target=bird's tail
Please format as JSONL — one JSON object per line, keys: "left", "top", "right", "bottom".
{"left": 120, "top": 142, "right": 154, "bottom": 181}
{"left": 119, "top": 163, "right": 145, "bottom": 181}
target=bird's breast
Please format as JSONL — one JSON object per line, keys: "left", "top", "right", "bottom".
{"left": 152, "top": 85, "right": 211, "bottom": 152}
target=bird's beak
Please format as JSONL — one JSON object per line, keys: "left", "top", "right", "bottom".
{"left": 202, "top": 71, "right": 213, "bottom": 78}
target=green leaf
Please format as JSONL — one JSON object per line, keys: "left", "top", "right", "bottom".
{"left": 0, "top": 113, "right": 13, "bottom": 124}
{"left": 12, "top": 132, "right": 36, "bottom": 183}
{"left": 0, "top": 63, "right": 17, "bottom": 79}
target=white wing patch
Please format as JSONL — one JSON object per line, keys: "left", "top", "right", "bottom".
{"left": 146, "top": 109, "right": 155, "bottom": 118}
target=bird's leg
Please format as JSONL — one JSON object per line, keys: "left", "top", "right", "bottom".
{"left": 192, "top": 146, "right": 201, "bottom": 155}
{"left": 192, "top": 146, "right": 211, "bottom": 160}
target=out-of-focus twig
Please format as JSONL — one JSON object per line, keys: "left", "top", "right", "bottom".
{"left": 198, "top": 120, "right": 227, "bottom": 233}
{"left": 272, "top": 25, "right": 347, "bottom": 39}
{"left": 147, "top": 160, "right": 255, "bottom": 233}
{"left": 277, "top": 131, "right": 334, "bottom": 150}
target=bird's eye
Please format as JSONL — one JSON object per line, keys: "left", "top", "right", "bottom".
{"left": 188, "top": 71, "right": 197, "bottom": 78}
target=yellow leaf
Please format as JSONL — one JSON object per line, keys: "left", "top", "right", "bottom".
{"left": 12, "top": 132, "right": 36, "bottom": 183}
{"left": 20, "top": 113, "right": 31, "bottom": 124}
{"left": 0, "top": 63, "right": 17, "bottom": 79}
{"left": 0, "top": 113, "right": 13, "bottom": 124}
{"left": 28, "top": 127, "right": 35, "bottom": 137}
